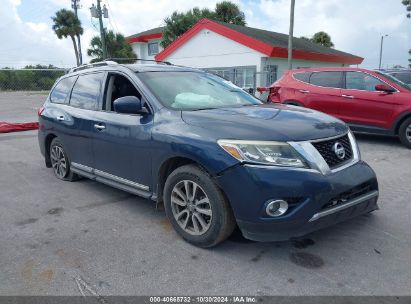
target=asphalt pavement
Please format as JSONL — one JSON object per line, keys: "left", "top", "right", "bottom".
{"left": 0, "top": 92, "right": 410, "bottom": 296}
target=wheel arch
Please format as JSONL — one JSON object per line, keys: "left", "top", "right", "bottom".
{"left": 44, "top": 133, "right": 57, "bottom": 168}
{"left": 283, "top": 100, "right": 304, "bottom": 107}
{"left": 394, "top": 111, "right": 411, "bottom": 135}
{"left": 156, "top": 156, "right": 208, "bottom": 203}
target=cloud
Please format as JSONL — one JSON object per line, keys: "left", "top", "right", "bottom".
{"left": 1, "top": 0, "right": 410, "bottom": 68}
{"left": 243, "top": 0, "right": 411, "bottom": 68}
{"left": 0, "top": 0, "right": 77, "bottom": 67}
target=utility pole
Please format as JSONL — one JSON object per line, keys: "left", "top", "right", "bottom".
{"left": 378, "top": 34, "right": 388, "bottom": 69}
{"left": 90, "top": 0, "right": 108, "bottom": 60}
{"left": 287, "top": 0, "right": 295, "bottom": 70}
{"left": 71, "top": 0, "right": 82, "bottom": 65}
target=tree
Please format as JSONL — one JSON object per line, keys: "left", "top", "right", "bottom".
{"left": 402, "top": 0, "right": 411, "bottom": 18}
{"left": 52, "top": 9, "right": 83, "bottom": 66}
{"left": 409, "top": 49, "right": 411, "bottom": 68}
{"left": 161, "top": 1, "right": 246, "bottom": 48}
{"left": 162, "top": 8, "right": 214, "bottom": 48}
{"left": 215, "top": 1, "right": 246, "bottom": 25}
{"left": 87, "top": 30, "right": 136, "bottom": 63}
{"left": 310, "top": 31, "right": 334, "bottom": 48}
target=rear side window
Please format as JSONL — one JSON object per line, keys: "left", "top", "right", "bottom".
{"left": 70, "top": 73, "right": 104, "bottom": 110}
{"left": 50, "top": 76, "right": 76, "bottom": 104}
{"left": 309, "top": 71, "right": 343, "bottom": 88}
{"left": 293, "top": 72, "right": 311, "bottom": 83}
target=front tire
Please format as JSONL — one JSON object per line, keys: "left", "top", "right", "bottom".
{"left": 398, "top": 117, "right": 411, "bottom": 149}
{"left": 49, "top": 138, "right": 79, "bottom": 181}
{"left": 163, "top": 165, "right": 235, "bottom": 248}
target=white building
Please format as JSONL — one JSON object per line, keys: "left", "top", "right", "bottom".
{"left": 127, "top": 19, "right": 363, "bottom": 91}
{"left": 127, "top": 26, "right": 164, "bottom": 61}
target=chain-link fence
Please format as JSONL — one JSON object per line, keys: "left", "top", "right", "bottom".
{"left": 0, "top": 68, "right": 66, "bottom": 92}
{"left": 0, "top": 66, "right": 273, "bottom": 96}
{"left": 204, "top": 66, "right": 277, "bottom": 95}
{"left": 204, "top": 69, "right": 272, "bottom": 101}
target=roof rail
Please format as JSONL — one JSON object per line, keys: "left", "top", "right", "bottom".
{"left": 68, "top": 61, "right": 118, "bottom": 73}
{"left": 104, "top": 58, "right": 172, "bottom": 65}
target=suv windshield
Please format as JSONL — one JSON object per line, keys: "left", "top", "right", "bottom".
{"left": 137, "top": 71, "right": 262, "bottom": 110}
{"left": 375, "top": 71, "right": 411, "bottom": 91}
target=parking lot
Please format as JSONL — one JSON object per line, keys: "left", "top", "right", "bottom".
{"left": 0, "top": 92, "right": 411, "bottom": 296}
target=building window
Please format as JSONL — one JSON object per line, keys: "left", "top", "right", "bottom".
{"left": 205, "top": 66, "right": 256, "bottom": 90}
{"left": 235, "top": 68, "right": 255, "bottom": 89}
{"left": 264, "top": 65, "right": 278, "bottom": 86}
{"left": 148, "top": 42, "right": 159, "bottom": 56}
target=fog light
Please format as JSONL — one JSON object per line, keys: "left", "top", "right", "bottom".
{"left": 266, "top": 200, "right": 288, "bottom": 217}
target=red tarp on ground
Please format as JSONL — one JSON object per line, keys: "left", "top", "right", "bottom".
{"left": 0, "top": 121, "right": 39, "bottom": 133}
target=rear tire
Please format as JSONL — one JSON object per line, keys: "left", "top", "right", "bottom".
{"left": 398, "top": 117, "right": 411, "bottom": 149}
{"left": 163, "top": 164, "right": 235, "bottom": 248}
{"left": 49, "top": 138, "right": 79, "bottom": 181}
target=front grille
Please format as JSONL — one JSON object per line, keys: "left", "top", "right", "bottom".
{"left": 322, "top": 182, "right": 372, "bottom": 211}
{"left": 312, "top": 134, "right": 353, "bottom": 169}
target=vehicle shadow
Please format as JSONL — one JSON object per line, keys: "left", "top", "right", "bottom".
{"left": 354, "top": 133, "right": 403, "bottom": 148}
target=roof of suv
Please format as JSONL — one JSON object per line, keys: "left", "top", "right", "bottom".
{"left": 126, "top": 63, "right": 197, "bottom": 73}
{"left": 289, "top": 67, "right": 379, "bottom": 74}
{"left": 65, "top": 62, "right": 199, "bottom": 76}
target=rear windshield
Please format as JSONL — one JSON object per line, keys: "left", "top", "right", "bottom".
{"left": 137, "top": 71, "right": 262, "bottom": 110}
{"left": 375, "top": 71, "right": 411, "bottom": 91}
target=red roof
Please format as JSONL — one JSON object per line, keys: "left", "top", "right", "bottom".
{"left": 155, "top": 19, "right": 363, "bottom": 65}
{"left": 127, "top": 27, "right": 164, "bottom": 43}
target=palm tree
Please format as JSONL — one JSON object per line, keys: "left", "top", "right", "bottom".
{"left": 311, "top": 31, "right": 334, "bottom": 48}
{"left": 215, "top": 1, "right": 246, "bottom": 25}
{"left": 87, "top": 30, "right": 136, "bottom": 63}
{"left": 52, "top": 9, "right": 83, "bottom": 66}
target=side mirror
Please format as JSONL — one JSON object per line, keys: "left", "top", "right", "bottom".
{"left": 375, "top": 84, "right": 395, "bottom": 93}
{"left": 113, "top": 96, "right": 147, "bottom": 114}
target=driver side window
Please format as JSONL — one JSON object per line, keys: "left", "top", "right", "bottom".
{"left": 346, "top": 72, "right": 386, "bottom": 91}
{"left": 104, "top": 74, "right": 142, "bottom": 111}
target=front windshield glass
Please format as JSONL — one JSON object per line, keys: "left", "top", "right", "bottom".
{"left": 137, "top": 71, "right": 262, "bottom": 110}
{"left": 376, "top": 71, "right": 411, "bottom": 91}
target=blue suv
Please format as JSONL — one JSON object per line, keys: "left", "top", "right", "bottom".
{"left": 38, "top": 61, "right": 379, "bottom": 247}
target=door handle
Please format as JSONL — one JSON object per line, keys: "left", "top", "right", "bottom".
{"left": 56, "top": 115, "right": 65, "bottom": 121}
{"left": 341, "top": 94, "right": 354, "bottom": 99}
{"left": 299, "top": 89, "right": 310, "bottom": 93}
{"left": 94, "top": 123, "right": 106, "bottom": 131}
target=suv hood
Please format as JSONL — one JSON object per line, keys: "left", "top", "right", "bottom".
{"left": 181, "top": 104, "right": 348, "bottom": 142}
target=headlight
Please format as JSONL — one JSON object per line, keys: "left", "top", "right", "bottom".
{"left": 217, "top": 140, "right": 307, "bottom": 167}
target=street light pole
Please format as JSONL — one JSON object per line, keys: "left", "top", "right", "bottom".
{"left": 378, "top": 34, "right": 388, "bottom": 69}
{"left": 288, "top": 0, "right": 295, "bottom": 70}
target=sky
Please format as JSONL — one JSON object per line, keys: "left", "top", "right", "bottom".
{"left": 0, "top": 0, "right": 410, "bottom": 69}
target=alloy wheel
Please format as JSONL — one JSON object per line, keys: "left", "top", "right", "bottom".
{"left": 406, "top": 124, "right": 411, "bottom": 143}
{"left": 50, "top": 145, "right": 68, "bottom": 179}
{"left": 170, "top": 180, "right": 212, "bottom": 235}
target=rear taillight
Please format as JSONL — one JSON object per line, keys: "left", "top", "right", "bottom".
{"left": 268, "top": 86, "right": 281, "bottom": 102}
{"left": 256, "top": 87, "right": 269, "bottom": 94}
{"left": 37, "top": 106, "right": 45, "bottom": 117}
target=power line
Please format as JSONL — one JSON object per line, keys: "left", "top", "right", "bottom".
{"left": 106, "top": 0, "right": 119, "bottom": 32}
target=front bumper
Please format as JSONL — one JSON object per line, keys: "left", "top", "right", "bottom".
{"left": 216, "top": 160, "right": 378, "bottom": 242}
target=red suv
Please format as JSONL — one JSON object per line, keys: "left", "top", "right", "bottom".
{"left": 267, "top": 67, "right": 411, "bottom": 148}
